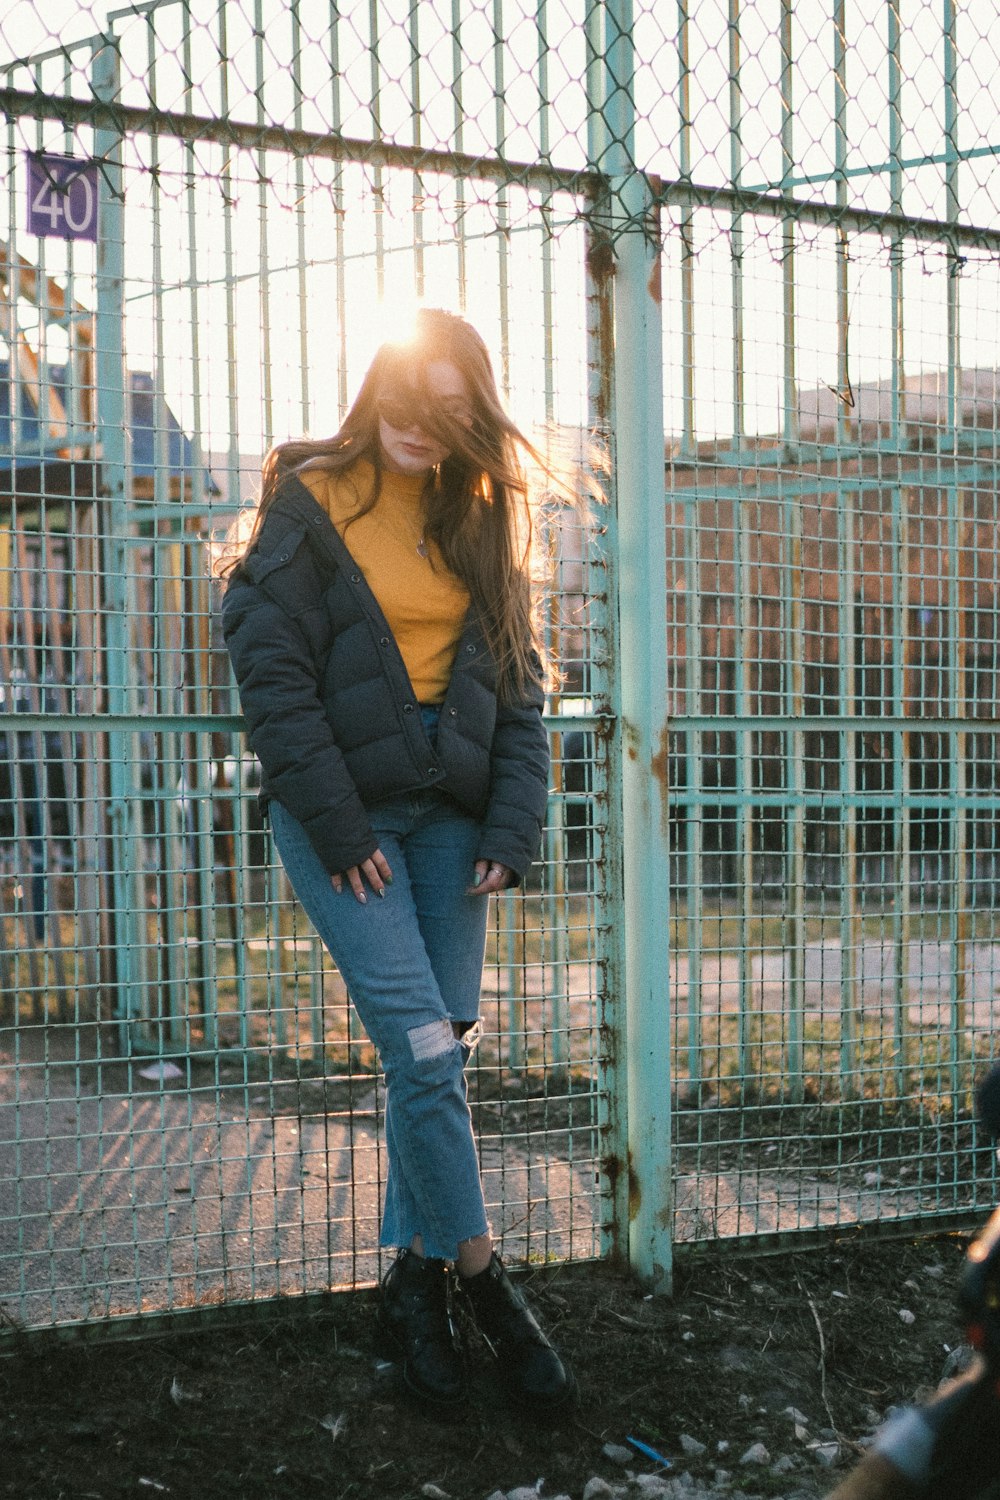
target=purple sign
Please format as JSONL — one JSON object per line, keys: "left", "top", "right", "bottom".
{"left": 26, "top": 152, "right": 99, "bottom": 241}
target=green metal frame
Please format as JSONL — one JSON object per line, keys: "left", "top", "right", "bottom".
{"left": 1, "top": 0, "right": 999, "bottom": 1336}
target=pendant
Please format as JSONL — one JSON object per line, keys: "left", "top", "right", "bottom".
{"left": 416, "top": 539, "right": 428, "bottom": 557}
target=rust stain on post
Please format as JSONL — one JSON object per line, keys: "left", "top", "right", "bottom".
{"left": 586, "top": 233, "right": 616, "bottom": 287}
{"left": 585, "top": 224, "right": 616, "bottom": 430}
{"left": 647, "top": 192, "right": 663, "bottom": 304}
{"left": 650, "top": 725, "right": 670, "bottom": 792}
{"left": 650, "top": 724, "right": 671, "bottom": 832}
{"left": 602, "top": 1150, "right": 642, "bottom": 1227}
{"left": 602, "top": 1151, "right": 622, "bottom": 1195}
{"left": 628, "top": 1151, "right": 642, "bottom": 1221}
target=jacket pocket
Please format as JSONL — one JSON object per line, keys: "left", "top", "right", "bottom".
{"left": 247, "top": 527, "right": 332, "bottom": 622}
{"left": 244, "top": 525, "right": 307, "bottom": 584}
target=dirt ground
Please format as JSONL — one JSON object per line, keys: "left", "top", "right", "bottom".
{"left": 0, "top": 1231, "right": 974, "bottom": 1500}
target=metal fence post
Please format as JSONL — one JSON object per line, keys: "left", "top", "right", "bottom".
{"left": 608, "top": 171, "right": 673, "bottom": 1293}
{"left": 93, "top": 39, "right": 141, "bottom": 1053}
{"left": 599, "top": 0, "right": 673, "bottom": 1293}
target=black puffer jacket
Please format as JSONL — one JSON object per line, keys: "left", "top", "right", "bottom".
{"left": 221, "top": 475, "right": 550, "bottom": 881}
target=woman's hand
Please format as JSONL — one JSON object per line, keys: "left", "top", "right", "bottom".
{"left": 469, "top": 858, "right": 513, "bottom": 895}
{"left": 331, "top": 848, "right": 393, "bottom": 903}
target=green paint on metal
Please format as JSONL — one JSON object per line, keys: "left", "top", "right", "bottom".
{"left": 4, "top": 0, "right": 1000, "bottom": 1338}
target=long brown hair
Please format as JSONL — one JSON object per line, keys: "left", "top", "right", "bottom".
{"left": 217, "top": 308, "right": 547, "bottom": 704}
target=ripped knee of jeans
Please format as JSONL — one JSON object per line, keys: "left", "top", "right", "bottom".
{"left": 403, "top": 1018, "right": 482, "bottom": 1070}
{"left": 452, "top": 1018, "right": 482, "bottom": 1061}
{"left": 406, "top": 1018, "right": 459, "bottom": 1064}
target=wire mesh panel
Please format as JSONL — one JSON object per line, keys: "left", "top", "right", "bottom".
{"left": 2, "top": 0, "right": 1000, "bottom": 1332}
{"left": 0, "top": 1, "right": 612, "bottom": 1332}
{"left": 657, "top": 3, "right": 1000, "bottom": 1247}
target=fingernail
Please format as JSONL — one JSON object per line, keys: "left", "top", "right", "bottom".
{"left": 473, "top": 873, "right": 482, "bottom": 887}
{"left": 357, "top": 893, "right": 367, "bottom": 904}
{"left": 385, "top": 875, "right": 393, "bottom": 884}
{"left": 377, "top": 888, "right": 385, "bottom": 899}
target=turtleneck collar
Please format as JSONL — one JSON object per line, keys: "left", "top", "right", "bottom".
{"left": 352, "top": 456, "right": 430, "bottom": 501}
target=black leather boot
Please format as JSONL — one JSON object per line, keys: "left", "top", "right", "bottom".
{"left": 459, "top": 1252, "right": 573, "bottom": 1410}
{"left": 378, "top": 1249, "right": 465, "bottom": 1405}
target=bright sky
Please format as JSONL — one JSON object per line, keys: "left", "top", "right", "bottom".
{"left": 3, "top": 0, "right": 1000, "bottom": 475}
{"left": 0, "top": 2, "right": 99, "bottom": 62}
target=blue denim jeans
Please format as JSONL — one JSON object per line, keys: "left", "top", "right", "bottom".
{"left": 268, "top": 714, "right": 491, "bottom": 1261}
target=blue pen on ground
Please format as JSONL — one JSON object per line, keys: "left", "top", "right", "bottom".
{"left": 626, "top": 1436, "right": 672, "bottom": 1469}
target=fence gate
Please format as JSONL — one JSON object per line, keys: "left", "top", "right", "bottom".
{"left": 649, "top": 2, "right": 1000, "bottom": 1251}
{"left": 0, "top": 2, "right": 623, "bottom": 1332}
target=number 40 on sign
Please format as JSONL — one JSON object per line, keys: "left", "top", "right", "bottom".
{"left": 27, "top": 153, "right": 99, "bottom": 242}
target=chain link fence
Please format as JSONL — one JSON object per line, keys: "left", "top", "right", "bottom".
{"left": 0, "top": 0, "right": 999, "bottom": 1333}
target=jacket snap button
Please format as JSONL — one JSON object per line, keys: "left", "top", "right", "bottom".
{"left": 427, "top": 768, "right": 436, "bottom": 776}
{"left": 448, "top": 707, "right": 457, "bottom": 716}
{"left": 403, "top": 703, "right": 414, "bottom": 713}
{"left": 380, "top": 636, "right": 390, "bottom": 646}
{"left": 279, "top": 552, "right": 289, "bottom": 561}
{"left": 465, "top": 644, "right": 476, "bottom": 654}
{"left": 312, "top": 515, "right": 323, "bottom": 525}
{"left": 351, "top": 572, "right": 361, "bottom": 583}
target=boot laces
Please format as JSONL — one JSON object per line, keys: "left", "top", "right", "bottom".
{"left": 468, "top": 1260, "right": 548, "bottom": 1348}
{"left": 390, "top": 1254, "right": 455, "bottom": 1346}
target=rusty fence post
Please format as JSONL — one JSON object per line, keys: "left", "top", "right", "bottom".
{"left": 608, "top": 167, "right": 673, "bottom": 1294}
{"left": 593, "top": 0, "right": 674, "bottom": 1296}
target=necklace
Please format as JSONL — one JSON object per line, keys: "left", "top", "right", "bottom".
{"left": 396, "top": 504, "right": 429, "bottom": 558}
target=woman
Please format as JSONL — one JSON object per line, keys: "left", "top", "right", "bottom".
{"left": 220, "top": 308, "right": 571, "bottom": 1410}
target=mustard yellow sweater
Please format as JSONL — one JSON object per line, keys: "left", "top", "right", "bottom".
{"left": 302, "top": 461, "right": 470, "bottom": 705}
